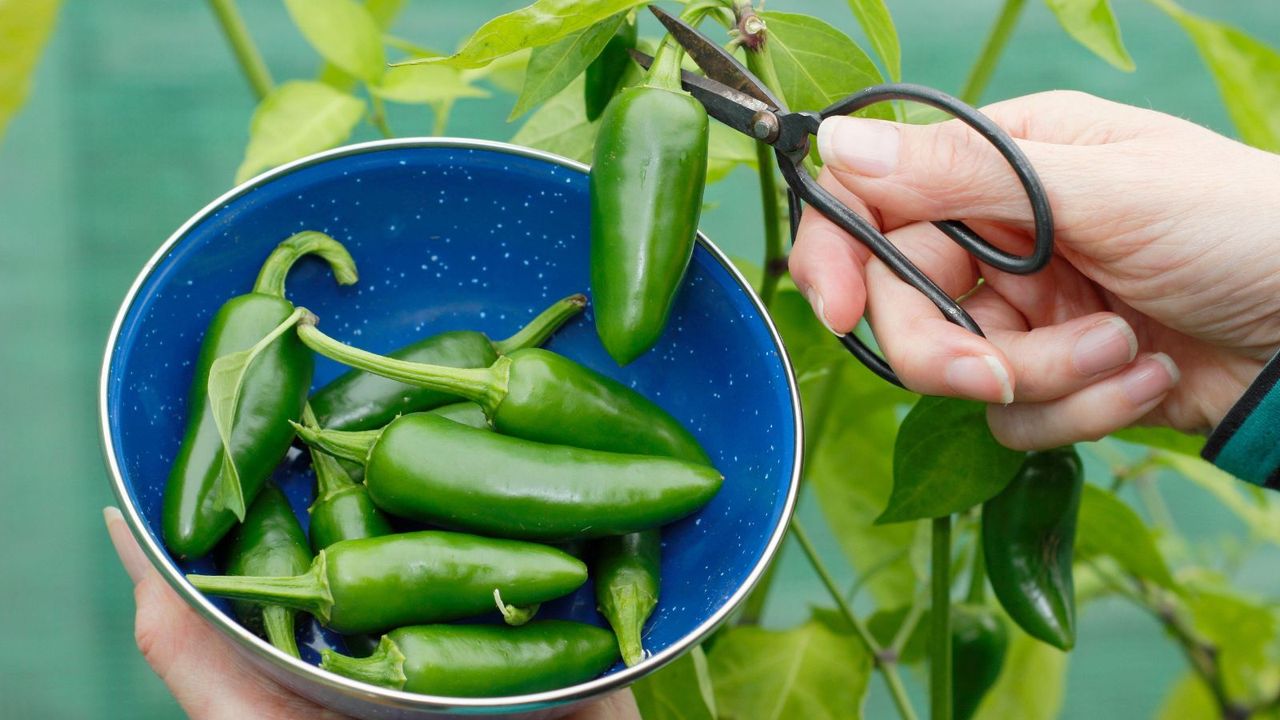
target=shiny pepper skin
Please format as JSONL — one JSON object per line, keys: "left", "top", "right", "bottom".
{"left": 163, "top": 232, "right": 357, "bottom": 559}
{"left": 589, "top": 84, "right": 708, "bottom": 366}
{"left": 982, "top": 446, "right": 1083, "bottom": 650}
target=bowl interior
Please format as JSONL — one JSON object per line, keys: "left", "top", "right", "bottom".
{"left": 103, "top": 141, "right": 798, "bottom": 695}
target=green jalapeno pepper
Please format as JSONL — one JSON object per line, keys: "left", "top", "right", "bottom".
{"left": 982, "top": 447, "right": 1083, "bottom": 650}
{"left": 951, "top": 604, "right": 1009, "bottom": 720}
{"left": 221, "top": 484, "right": 312, "bottom": 658}
{"left": 293, "top": 413, "right": 722, "bottom": 542}
{"left": 594, "top": 532, "right": 660, "bottom": 666}
{"left": 309, "top": 294, "right": 585, "bottom": 431}
{"left": 296, "top": 323, "right": 713, "bottom": 662}
{"left": 589, "top": 33, "right": 708, "bottom": 366}
{"left": 584, "top": 16, "right": 638, "bottom": 121}
{"left": 187, "top": 530, "right": 587, "bottom": 635}
{"left": 302, "top": 405, "right": 393, "bottom": 554}
{"left": 163, "top": 232, "right": 357, "bottom": 559}
{"left": 297, "top": 326, "right": 707, "bottom": 459}
{"left": 320, "top": 621, "right": 619, "bottom": 697}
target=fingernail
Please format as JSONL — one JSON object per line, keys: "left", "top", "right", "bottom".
{"left": 803, "top": 285, "right": 837, "bottom": 335}
{"left": 817, "top": 116, "right": 900, "bottom": 177}
{"left": 105, "top": 506, "right": 149, "bottom": 585}
{"left": 1122, "top": 353, "right": 1180, "bottom": 406}
{"left": 946, "top": 355, "right": 1014, "bottom": 404}
{"left": 1072, "top": 316, "right": 1138, "bottom": 376}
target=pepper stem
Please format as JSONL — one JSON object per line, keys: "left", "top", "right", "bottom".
{"left": 187, "top": 553, "right": 334, "bottom": 625}
{"left": 321, "top": 636, "right": 408, "bottom": 690}
{"left": 253, "top": 231, "right": 359, "bottom": 298}
{"left": 300, "top": 404, "right": 360, "bottom": 498}
{"left": 291, "top": 421, "right": 382, "bottom": 465}
{"left": 261, "top": 605, "right": 300, "bottom": 659}
{"left": 643, "top": 4, "right": 713, "bottom": 92}
{"left": 493, "top": 588, "right": 539, "bottom": 627}
{"left": 491, "top": 293, "right": 587, "bottom": 355}
{"left": 296, "top": 316, "right": 508, "bottom": 413}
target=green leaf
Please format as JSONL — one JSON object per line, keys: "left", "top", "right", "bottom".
{"left": 972, "top": 629, "right": 1068, "bottom": 720}
{"left": 864, "top": 605, "right": 927, "bottom": 664}
{"left": 1043, "top": 0, "right": 1135, "bottom": 71}
{"left": 632, "top": 646, "right": 717, "bottom": 720}
{"left": 759, "top": 12, "right": 890, "bottom": 119}
{"left": 709, "top": 620, "right": 872, "bottom": 720}
{"left": 1156, "top": 0, "right": 1280, "bottom": 152}
{"left": 465, "top": 48, "right": 533, "bottom": 95}
{"left": 285, "top": 0, "right": 385, "bottom": 84}
{"left": 0, "top": 0, "right": 60, "bottom": 142}
{"left": 1075, "top": 484, "right": 1178, "bottom": 590}
{"left": 1155, "top": 673, "right": 1217, "bottom": 720}
{"left": 846, "top": 0, "right": 900, "bottom": 81}
{"left": 1110, "top": 426, "right": 1205, "bottom": 457}
{"left": 371, "top": 65, "right": 490, "bottom": 105}
{"left": 207, "top": 309, "right": 307, "bottom": 521}
{"left": 316, "top": 0, "right": 405, "bottom": 91}
{"left": 408, "top": 0, "right": 647, "bottom": 70}
{"left": 509, "top": 13, "right": 625, "bottom": 120}
{"left": 235, "top": 81, "right": 366, "bottom": 184}
{"left": 707, "top": 122, "right": 757, "bottom": 184}
{"left": 879, "top": 397, "right": 1024, "bottom": 523}
{"left": 511, "top": 73, "right": 597, "bottom": 163}
{"left": 769, "top": 289, "right": 921, "bottom": 606}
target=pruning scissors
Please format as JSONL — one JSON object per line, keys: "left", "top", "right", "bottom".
{"left": 633, "top": 5, "right": 1055, "bottom": 387}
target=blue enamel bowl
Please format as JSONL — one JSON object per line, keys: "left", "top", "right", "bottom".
{"left": 99, "top": 139, "right": 801, "bottom": 719}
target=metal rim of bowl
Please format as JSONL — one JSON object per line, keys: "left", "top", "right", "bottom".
{"left": 98, "top": 137, "right": 804, "bottom": 713}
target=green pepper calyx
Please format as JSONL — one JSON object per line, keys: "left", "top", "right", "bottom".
{"left": 297, "top": 319, "right": 508, "bottom": 413}
{"left": 292, "top": 421, "right": 383, "bottom": 467}
{"left": 187, "top": 551, "right": 336, "bottom": 625}
{"left": 320, "top": 635, "right": 408, "bottom": 691}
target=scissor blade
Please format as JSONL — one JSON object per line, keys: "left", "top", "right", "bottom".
{"left": 629, "top": 49, "right": 772, "bottom": 139}
{"left": 647, "top": 4, "right": 783, "bottom": 109}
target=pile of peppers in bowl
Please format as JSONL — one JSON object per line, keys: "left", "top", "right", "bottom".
{"left": 165, "top": 31, "right": 726, "bottom": 699}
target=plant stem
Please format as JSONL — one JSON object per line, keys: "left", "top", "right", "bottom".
{"left": 754, "top": 143, "right": 785, "bottom": 306}
{"left": 792, "top": 520, "right": 919, "bottom": 720}
{"left": 206, "top": 0, "right": 274, "bottom": 101}
{"left": 931, "top": 516, "right": 953, "bottom": 720}
{"left": 369, "top": 94, "right": 394, "bottom": 138}
{"left": 958, "top": 0, "right": 1026, "bottom": 105}
{"left": 965, "top": 535, "right": 987, "bottom": 604}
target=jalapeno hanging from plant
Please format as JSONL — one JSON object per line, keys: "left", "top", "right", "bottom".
{"left": 293, "top": 412, "right": 721, "bottom": 541}
{"left": 951, "top": 604, "right": 1008, "bottom": 720}
{"left": 221, "top": 484, "right": 312, "bottom": 658}
{"left": 320, "top": 621, "right": 620, "bottom": 697}
{"left": 309, "top": 293, "right": 585, "bottom": 432}
{"left": 187, "top": 530, "right": 587, "bottom": 635}
{"left": 163, "top": 232, "right": 357, "bottom": 559}
{"left": 982, "top": 446, "right": 1083, "bottom": 650}
{"left": 589, "top": 11, "right": 709, "bottom": 366}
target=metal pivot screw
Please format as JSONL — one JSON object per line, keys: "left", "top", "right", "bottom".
{"left": 750, "top": 111, "right": 779, "bottom": 143}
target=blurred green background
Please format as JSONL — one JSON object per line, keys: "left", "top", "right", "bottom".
{"left": 2, "top": 1, "right": 1277, "bottom": 717}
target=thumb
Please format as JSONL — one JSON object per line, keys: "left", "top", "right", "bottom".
{"left": 815, "top": 115, "right": 1079, "bottom": 229}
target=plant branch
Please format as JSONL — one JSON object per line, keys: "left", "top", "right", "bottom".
{"left": 207, "top": 0, "right": 274, "bottom": 101}
{"left": 792, "top": 520, "right": 919, "bottom": 720}
{"left": 930, "top": 516, "right": 953, "bottom": 720}
{"left": 1089, "top": 561, "right": 1246, "bottom": 719}
{"left": 369, "top": 94, "right": 394, "bottom": 138}
{"left": 958, "top": 0, "right": 1026, "bottom": 105}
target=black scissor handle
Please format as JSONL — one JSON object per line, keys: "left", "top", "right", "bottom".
{"left": 822, "top": 83, "right": 1055, "bottom": 275}
{"left": 781, "top": 159, "right": 982, "bottom": 387}
{"left": 782, "top": 83, "right": 1055, "bottom": 387}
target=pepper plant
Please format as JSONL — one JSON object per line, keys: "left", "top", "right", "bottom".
{"left": 74, "top": 0, "right": 1280, "bottom": 716}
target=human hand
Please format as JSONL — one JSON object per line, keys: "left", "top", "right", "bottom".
{"left": 790, "top": 90, "right": 1280, "bottom": 448}
{"left": 105, "top": 507, "right": 640, "bottom": 720}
